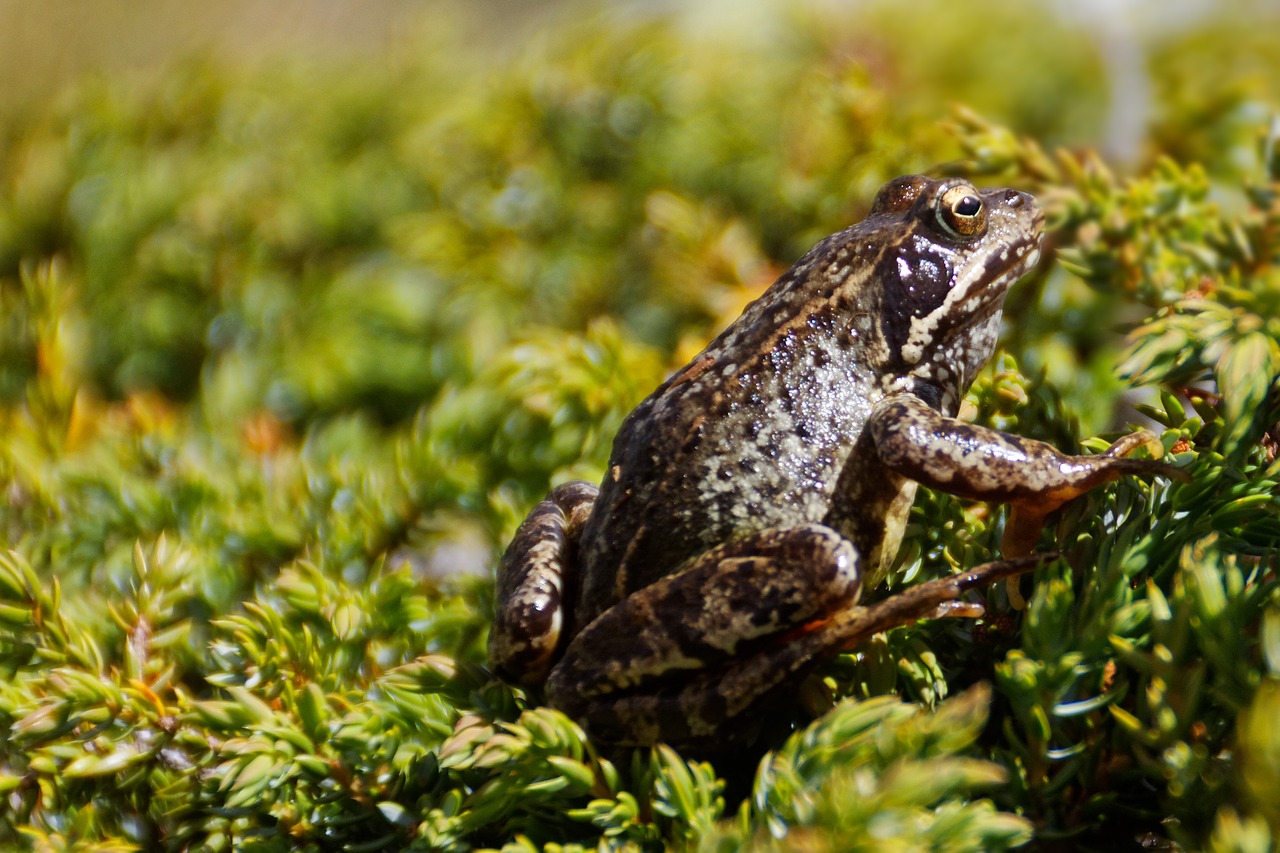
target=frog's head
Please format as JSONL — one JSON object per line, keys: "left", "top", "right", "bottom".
{"left": 866, "top": 174, "right": 1043, "bottom": 410}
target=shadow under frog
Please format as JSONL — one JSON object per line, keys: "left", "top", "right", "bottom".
{"left": 489, "top": 175, "right": 1185, "bottom": 749}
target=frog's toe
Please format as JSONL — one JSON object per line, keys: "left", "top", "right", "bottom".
{"left": 1103, "top": 431, "right": 1192, "bottom": 483}
{"left": 1105, "top": 429, "right": 1164, "bottom": 459}
{"left": 1109, "top": 456, "right": 1193, "bottom": 484}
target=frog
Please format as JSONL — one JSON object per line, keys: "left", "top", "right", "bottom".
{"left": 488, "top": 174, "right": 1185, "bottom": 748}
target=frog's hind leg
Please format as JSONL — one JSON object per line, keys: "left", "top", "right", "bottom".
{"left": 548, "top": 548, "right": 1048, "bottom": 747}
{"left": 543, "top": 523, "right": 861, "bottom": 745}
{"left": 489, "top": 481, "right": 599, "bottom": 686}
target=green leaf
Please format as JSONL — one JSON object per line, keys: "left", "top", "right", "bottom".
{"left": 1216, "top": 330, "right": 1280, "bottom": 455}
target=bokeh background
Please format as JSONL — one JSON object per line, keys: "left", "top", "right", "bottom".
{"left": 3, "top": 0, "right": 1277, "bottom": 424}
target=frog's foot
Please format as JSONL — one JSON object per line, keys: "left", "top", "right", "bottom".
{"left": 489, "top": 480, "right": 598, "bottom": 687}
{"left": 543, "top": 524, "right": 861, "bottom": 746}
{"left": 1002, "top": 429, "right": 1186, "bottom": 553}
{"left": 820, "top": 552, "right": 1053, "bottom": 652}
{"left": 1001, "top": 429, "right": 1190, "bottom": 607}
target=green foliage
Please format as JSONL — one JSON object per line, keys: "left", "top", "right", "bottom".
{"left": 1, "top": 1, "right": 1279, "bottom": 850}
{"left": 712, "top": 685, "right": 1032, "bottom": 852}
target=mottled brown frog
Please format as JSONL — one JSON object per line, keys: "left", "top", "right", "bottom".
{"left": 489, "top": 175, "right": 1183, "bottom": 747}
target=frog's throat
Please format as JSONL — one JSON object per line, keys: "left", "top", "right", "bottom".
{"left": 899, "top": 244, "right": 1041, "bottom": 366}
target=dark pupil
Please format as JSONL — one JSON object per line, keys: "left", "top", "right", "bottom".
{"left": 955, "top": 196, "right": 981, "bottom": 217}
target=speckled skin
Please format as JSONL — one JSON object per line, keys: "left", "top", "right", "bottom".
{"left": 572, "top": 177, "right": 1039, "bottom": 626}
{"left": 489, "top": 175, "right": 1183, "bottom": 747}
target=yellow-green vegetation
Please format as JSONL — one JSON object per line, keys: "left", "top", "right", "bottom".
{"left": 1, "top": 3, "right": 1279, "bottom": 850}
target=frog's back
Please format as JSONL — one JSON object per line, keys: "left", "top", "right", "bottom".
{"left": 573, "top": 228, "right": 888, "bottom": 622}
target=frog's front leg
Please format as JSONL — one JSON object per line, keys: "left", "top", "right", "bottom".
{"left": 869, "top": 395, "right": 1189, "bottom": 605}
{"left": 489, "top": 481, "right": 598, "bottom": 686}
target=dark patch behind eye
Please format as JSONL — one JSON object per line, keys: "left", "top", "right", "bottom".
{"left": 879, "top": 238, "right": 954, "bottom": 359}
{"left": 890, "top": 239, "right": 953, "bottom": 319}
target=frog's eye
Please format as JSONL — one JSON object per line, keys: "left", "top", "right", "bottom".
{"left": 937, "top": 185, "right": 988, "bottom": 238}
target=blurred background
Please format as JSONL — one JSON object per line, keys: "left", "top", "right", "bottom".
{"left": 0, "top": 0, "right": 1255, "bottom": 155}
{"left": 5, "top": 0, "right": 1274, "bottom": 412}
{"left": 1, "top": 0, "right": 1277, "bottom": 490}
{"left": 0, "top": 1, "right": 1255, "bottom": 153}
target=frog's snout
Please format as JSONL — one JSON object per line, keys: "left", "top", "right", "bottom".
{"left": 1002, "top": 189, "right": 1043, "bottom": 229}
{"left": 1005, "top": 189, "right": 1045, "bottom": 245}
